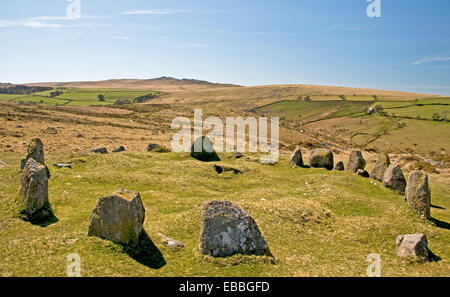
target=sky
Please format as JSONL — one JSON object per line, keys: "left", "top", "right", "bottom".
{"left": 0, "top": 0, "right": 449, "bottom": 95}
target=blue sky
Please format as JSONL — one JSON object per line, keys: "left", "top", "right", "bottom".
{"left": 0, "top": 0, "right": 449, "bottom": 95}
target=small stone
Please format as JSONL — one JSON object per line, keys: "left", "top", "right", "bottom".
{"left": 383, "top": 164, "right": 407, "bottom": 195}
{"left": 290, "top": 147, "right": 304, "bottom": 168}
{"left": 158, "top": 233, "right": 184, "bottom": 248}
{"left": 371, "top": 153, "right": 391, "bottom": 181}
{"left": 191, "top": 136, "right": 220, "bottom": 162}
{"left": 334, "top": 161, "right": 345, "bottom": 171}
{"left": 147, "top": 143, "right": 159, "bottom": 152}
{"left": 396, "top": 233, "right": 429, "bottom": 262}
{"left": 0, "top": 159, "right": 6, "bottom": 168}
{"left": 406, "top": 171, "right": 431, "bottom": 219}
{"left": 88, "top": 189, "right": 145, "bottom": 246}
{"left": 357, "top": 169, "right": 370, "bottom": 178}
{"left": 347, "top": 150, "right": 366, "bottom": 173}
{"left": 112, "top": 146, "right": 126, "bottom": 153}
{"left": 234, "top": 151, "right": 244, "bottom": 159}
{"left": 199, "top": 201, "right": 270, "bottom": 257}
{"left": 91, "top": 147, "right": 108, "bottom": 154}
{"left": 309, "top": 148, "right": 334, "bottom": 170}
{"left": 53, "top": 163, "right": 72, "bottom": 169}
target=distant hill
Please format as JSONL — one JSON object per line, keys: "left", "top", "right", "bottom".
{"left": 26, "top": 77, "right": 240, "bottom": 92}
{"left": 0, "top": 83, "right": 52, "bottom": 95}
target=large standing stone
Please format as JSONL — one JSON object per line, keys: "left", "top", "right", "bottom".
{"left": 383, "top": 164, "right": 407, "bottom": 195}
{"left": 371, "top": 153, "right": 391, "bottom": 181}
{"left": 88, "top": 189, "right": 145, "bottom": 246}
{"left": 21, "top": 138, "right": 44, "bottom": 169}
{"left": 191, "top": 136, "right": 220, "bottom": 162}
{"left": 309, "top": 148, "right": 334, "bottom": 170}
{"left": 396, "top": 233, "right": 429, "bottom": 262}
{"left": 406, "top": 171, "right": 431, "bottom": 219}
{"left": 199, "top": 201, "right": 270, "bottom": 257}
{"left": 290, "top": 147, "right": 304, "bottom": 168}
{"left": 347, "top": 150, "right": 366, "bottom": 173}
{"left": 21, "top": 158, "right": 49, "bottom": 217}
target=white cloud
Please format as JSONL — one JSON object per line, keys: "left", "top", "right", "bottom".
{"left": 413, "top": 57, "right": 450, "bottom": 65}
{"left": 29, "top": 15, "right": 104, "bottom": 21}
{"left": 0, "top": 19, "right": 107, "bottom": 28}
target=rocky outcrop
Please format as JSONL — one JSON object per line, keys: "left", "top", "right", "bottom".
{"left": 309, "top": 148, "right": 334, "bottom": 170}
{"left": 371, "top": 154, "right": 391, "bottom": 181}
{"left": 383, "top": 164, "right": 407, "bottom": 195}
{"left": 88, "top": 189, "right": 146, "bottom": 246}
{"left": 406, "top": 171, "right": 431, "bottom": 219}
{"left": 199, "top": 201, "right": 270, "bottom": 257}
{"left": 347, "top": 150, "right": 366, "bottom": 173}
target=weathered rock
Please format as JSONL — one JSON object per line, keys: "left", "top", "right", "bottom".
{"left": 383, "top": 164, "right": 407, "bottom": 194}
{"left": 53, "top": 163, "right": 72, "bottom": 169}
{"left": 290, "top": 148, "right": 304, "bottom": 168}
{"left": 21, "top": 158, "right": 49, "bottom": 217}
{"left": 88, "top": 189, "right": 145, "bottom": 246}
{"left": 309, "top": 148, "right": 334, "bottom": 170}
{"left": 406, "top": 171, "right": 431, "bottom": 219}
{"left": 21, "top": 138, "right": 44, "bottom": 169}
{"left": 234, "top": 151, "right": 243, "bottom": 159}
{"left": 371, "top": 153, "right": 391, "bottom": 181}
{"left": 347, "top": 150, "right": 366, "bottom": 173}
{"left": 357, "top": 169, "right": 370, "bottom": 178}
{"left": 199, "top": 201, "right": 270, "bottom": 257}
{"left": 147, "top": 143, "right": 159, "bottom": 152}
{"left": 91, "top": 147, "right": 108, "bottom": 154}
{"left": 191, "top": 136, "right": 220, "bottom": 162}
{"left": 159, "top": 233, "right": 184, "bottom": 248}
{"left": 334, "top": 161, "right": 345, "bottom": 171}
{"left": 112, "top": 146, "right": 126, "bottom": 153}
{"left": 396, "top": 233, "right": 429, "bottom": 262}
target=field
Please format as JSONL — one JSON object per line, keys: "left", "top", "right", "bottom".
{"left": 0, "top": 79, "right": 448, "bottom": 277}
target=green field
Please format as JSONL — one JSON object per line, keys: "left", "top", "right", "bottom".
{"left": 0, "top": 88, "right": 158, "bottom": 106}
{"left": 0, "top": 152, "right": 448, "bottom": 277}
{"left": 372, "top": 98, "right": 450, "bottom": 120}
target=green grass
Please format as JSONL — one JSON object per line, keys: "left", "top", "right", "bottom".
{"left": 0, "top": 152, "right": 448, "bottom": 277}
{"left": 0, "top": 88, "right": 158, "bottom": 106}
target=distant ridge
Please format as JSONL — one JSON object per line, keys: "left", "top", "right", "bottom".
{"left": 26, "top": 77, "right": 241, "bottom": 92}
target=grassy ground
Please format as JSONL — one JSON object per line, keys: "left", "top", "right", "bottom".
{"left": 0, "top": 88, "right": 157, "bottom": 106}
{"left": 0, "top": 151, "right": 448, "bottom": 277}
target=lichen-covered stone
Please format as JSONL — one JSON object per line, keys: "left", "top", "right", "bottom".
{"left": 334, "top": 161, "right": 344, "bottom": 171}
{"left": 347, "top": 150, "right": 366, "bottom": 173}
{"left": 21, "top": 138, "right": 44, "bottom": 169}
{"left": 88, "top": 189, "right": 145, "bottom": 246}
{"left": 309, "top": 148, "right": 334, "bottom": 170}
{"left": 383, "top": 164, "right": 407, "bottom": 195}
{"left": 396, "top": 233, "right": 429, "bottom": 262}
{"left": 21, "top": 158, "right": 49, "bottom": 217}
{"left": 371, "top": 153, "right": 391, "bottom": 181}
{"left": 290, "top": 148, "right": 304, "bottom": 168}
{"left": 191, "top": 136, "right": 220, "bottom": 162}
{"left": 199, "top": 201, "right": 270, "bottom": 257}
{"left": 406, "top": 171, "right": 431, "bottom": 219}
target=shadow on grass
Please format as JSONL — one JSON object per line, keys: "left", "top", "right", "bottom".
{"left": 122, "top": 231, "right": 166, "bottom": 269}
{"left": 430, "top": 217, "right": 450, "bottom": 230}
{"left": 299, "top": 165, "right": 311, "bottom": 169}
{"left": 431, "top": 204, "right": 446, "bottom": 210}
{"left": 20, "top": 204, "right": 59, "bottom": 227}
{"left": 427, "top": 249, "right": 442, "bottom": 262}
